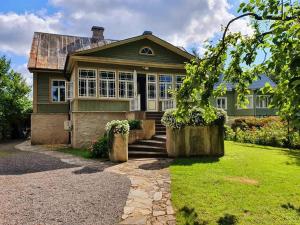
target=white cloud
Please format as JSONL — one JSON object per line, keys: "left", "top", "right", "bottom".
{"left": 0, "top": 12, "right": 62, "bottom": 56}
{"left": 14, "top": 63, "right": 32, "bottom": 86}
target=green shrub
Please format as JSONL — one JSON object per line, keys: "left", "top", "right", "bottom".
{"left": 128, "top": 120, "right": 141, "bottom": 130}
{"left": 231, "top": 116, "right": 282, "bottom": 131}
{"left": 89, "top": 136, "right": 108, "bottom": 158}
{"left": 224, "top": 125, "right": 235, "bottom": 141}
{"left": 289, "top": 132, "right": 300, "bottom": 148}
{"left": 161, "top": 107, "right": 226, "bottom": 129}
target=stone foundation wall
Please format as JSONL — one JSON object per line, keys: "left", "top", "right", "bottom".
{"left": 31, "top": 113, "right": 69, "bottom": 145}
{"left": 71, "top": 112, "right": 126, "bottom": 148}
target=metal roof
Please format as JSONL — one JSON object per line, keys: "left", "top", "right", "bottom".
{"left": 27, "top": 32, "right": 116, "bottom": 71}
{"left": 214, "top": 74, "right": 276, "bottom": 90}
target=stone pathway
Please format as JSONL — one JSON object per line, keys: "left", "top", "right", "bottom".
{"left": 16, "top": 141, "right": 176, "bottom": 225}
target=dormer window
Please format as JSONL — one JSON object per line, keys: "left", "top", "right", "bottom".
{"left": 139, "top": 47, "right": 154, "bottom": 56}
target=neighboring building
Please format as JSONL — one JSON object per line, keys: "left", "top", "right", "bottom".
{"left": 213, "top": 74, "right": 277, "bottom": 117}
{"left": 28, "top": 27, "right": 193, "bottom": 147}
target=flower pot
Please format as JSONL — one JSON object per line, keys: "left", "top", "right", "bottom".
{"left": 109, "top": 133, "right": 128, "bottom": 162}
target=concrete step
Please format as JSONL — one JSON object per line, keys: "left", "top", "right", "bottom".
{"left": 128, "top": 144, "right": 166, "bottom": 152}
{"left": 155, "top": 127, "right": 166, "bottom": 132}
{"left": 128, "top": 151, "right": 168, "bottom": 158}
{"left": 136, "top": 139, "right": 166, "bottom": 148}
{"left": 156, "top": 131, "right": 166, "bottom": 135}
{"left": 152, "top": 135, "right": 166, "bottom": 142}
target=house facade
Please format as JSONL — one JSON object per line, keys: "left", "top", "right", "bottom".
{"left": 28, "top": 27, "right": 192, "bottom": 147}
{"left": 213, "top": 75, "right": 277, "bottom": 118}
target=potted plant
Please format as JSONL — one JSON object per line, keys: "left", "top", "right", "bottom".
{"left": 105, "top": 120, "right": 130, "bottom": 162}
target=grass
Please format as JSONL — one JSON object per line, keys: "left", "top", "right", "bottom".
{"left": 170, "top": 141, "right": 300, "bottom": 225}
{"left": 56, "top": 147, "right": 92, "bottom": 159}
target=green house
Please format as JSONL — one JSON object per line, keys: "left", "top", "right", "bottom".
{"left": 213, "top": 74, "right": 277, "bottom": 118}
{"left": 28, "top": 27, "right": 193, "bottom": 147}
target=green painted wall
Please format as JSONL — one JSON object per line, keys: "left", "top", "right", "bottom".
{"left": 76, "top": 100, "right": 129, "bottom": 112}
{"left": 36, "top": 72, "right": 69, "bottom": 113}
{"left": 84, "top": 39, "right": 188, "bottom": 64}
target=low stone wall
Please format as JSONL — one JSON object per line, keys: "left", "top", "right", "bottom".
{"left": 128, "top": 120, "right": 155, "bottom": 144}
{"left": 31, "top": 113, "right": 69, "bottom": 145}
{"left": 71, "top": 112, "right": 126, "bottom": 148}
{"left": 126, "top": 111, "right": 146, "bottom": 120}
{"left": 166, "top": 125, "right": 224, "bottom": 157}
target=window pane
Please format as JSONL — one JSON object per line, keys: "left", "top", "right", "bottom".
{"left": 52, "top": 87, "right": 58, "bottom": 101}
{"left": 60, "top": 87, "right": 65, "bottom": 101}
{"left": 88, "top": 80, "right": 96, "bottom": 97}
{"left": 79, "top": 79, "right": 86, "bottom": 96}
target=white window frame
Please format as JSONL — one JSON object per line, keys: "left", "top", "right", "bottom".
{"left": 66, "top": 81, "right": 74, "bottom": 100}
{"left": 78, "top": 68, "right": 97, "bottom": 98}
{"left": 159, "top": 75, "right": 173, "bottom": 100}
{"left": 119, "top": 71, "right": 134, "bottom": 99}
{"left": 99, "top": 70, "right": 116, "bottom": 98}
{"left": 139, "top": 46, "right": 155, "bottom": 56}
{"left": 147, "top": 74, "right": 157, "bottom": 100}
{"left": 256, "top": 95, "right": 270, "bottom": 108}
{"left": 176, "top": 75, "right": 185, "bottom": 90}
{"left": 237, "top": 95, "right": 254, "bottom": 109}
{"left": 216, "top": 97, "right": 227, "bottom": 110}
{"left": 51, "top": 79, "right": 66, "bottom": 102}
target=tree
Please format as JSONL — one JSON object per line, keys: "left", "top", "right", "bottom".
{"left": 176, "top": 0, "right": 300, "bottom": 128}
{"left": 0, "top": 56, "right": 32, "bottom": 139}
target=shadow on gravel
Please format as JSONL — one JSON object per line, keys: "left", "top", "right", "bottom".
{"left": 73, "top": 166, "right": 102, "bottom": 174}
{"left": 0, "top": 141, "right": 78, "bottom": 175}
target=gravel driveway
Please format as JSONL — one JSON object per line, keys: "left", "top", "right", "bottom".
{"left": 0, "top": 141, "right": 131, "bottom": 225}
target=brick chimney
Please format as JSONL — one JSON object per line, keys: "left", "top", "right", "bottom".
{"left": 91, "top": 26, "right": 104, "bottom": 42}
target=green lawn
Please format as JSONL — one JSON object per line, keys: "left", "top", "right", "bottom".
{"left": 56, "top": 147, "right": 92, "bottom": 159}
{"left": 170, "top": 141, "right": 300, "bottom": 225}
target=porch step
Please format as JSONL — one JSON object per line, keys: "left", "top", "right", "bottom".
{"left": 156, "top": 131, "right": 166, "bottom": 135}
{"left": 128, "top": 144, "right": 166, "bottom": 152}
{"left": 135, "top": 139, "right": 166, "bottom": 148}
{"left": 153, "top": 135, "right": 166, "bottom": 142}
{"left": 128, "top": 151, "right": 168, "bottom": 158}
{"left": 156, "top": 127, "right": 166, "bottom": 132}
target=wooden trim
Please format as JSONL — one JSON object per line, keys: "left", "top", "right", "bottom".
{"left": 139, "top": 46, "right": 155, "bottom": 56}
{"left": 72, "top": 34, "right": 193, "bottom": 59}
{"left": 33, "top": 73, "right": 38, "bottom": 113}
{"left": 48, "top": 77, "right": 67, "bottom": 104}
{"left": 77, "top": 67, "right": 98, "bottom": 99}
{"left": 68, "top": 56, "right": 186, "bottom": 72}
{"left": 98, "top": 68, "right": 117, "bottom": 99}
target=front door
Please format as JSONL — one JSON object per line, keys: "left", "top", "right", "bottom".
{"left": 137, "top": 74, "right": 146, "bottom": 111}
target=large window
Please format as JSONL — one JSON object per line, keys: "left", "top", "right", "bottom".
{"left": 147, "top": 74, "right": 156, "bottom": 99}
{"left": 216, "top": 97, "right": 227, "bottom": 110}
{"left": 51, "top": 80, "right": 65, "bottom": 102}
{"left": 176, "top": 75, "right": 185, "bottom": 90}
{"left": 159, "top": 75, "right": 173, "bottom": 99}
{"left": 79, "top": 69, "right": 96, "bottom": 97}
{"left": 237, "top": 95, "right": 254, "bottom": 109}
{"left": 256, "top": 95, "right": 270, "bottom": 108}
{"left": 119, "top": 72, "right": 134, "bottom": 98}
{"left": 99, "top": 71, "right": 116, "bottom": 98}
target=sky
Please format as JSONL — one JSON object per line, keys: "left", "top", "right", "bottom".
{"left": 0, "top": 0, "right": 253, "bottom": 87}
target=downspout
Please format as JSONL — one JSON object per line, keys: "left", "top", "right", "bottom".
{"left": 64, "top": 54, "right": 72, "bottom": 145}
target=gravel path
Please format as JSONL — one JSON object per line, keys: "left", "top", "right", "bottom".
{"left": 0, "top": 141, "right": 131, "bottom": 225}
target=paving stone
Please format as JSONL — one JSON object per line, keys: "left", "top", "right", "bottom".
{"left": 166, "top": 206, "right": 174, "bottom": 215}
{"left": 153, "top": 210, "right": 166, "bottom": 216}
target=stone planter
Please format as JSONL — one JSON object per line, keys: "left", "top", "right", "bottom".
{"left": 109, "top": 133, "right": 128, "bottom": 162}
{"left": 166, "top": 124, "right": 224, "bottom": 157}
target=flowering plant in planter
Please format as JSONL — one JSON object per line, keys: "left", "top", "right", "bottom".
{"left": 105, "top": 120, "right": 130, "bottom": 135}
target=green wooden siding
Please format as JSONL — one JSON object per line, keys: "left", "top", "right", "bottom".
{"left": 84, "top": 39, "right": 188, "bottom": 64}
{"left": 76, "top": 100, "right": 129, "bottom": 112}
{"left": 36, "top": 72, "right": 69, "bottom": 113}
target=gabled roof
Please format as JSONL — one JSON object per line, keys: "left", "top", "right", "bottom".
{"left": 214, "top": 74, "right": 276, "bottom": 91}
{"left": 28, "top": 32, "right": 193, "bottom": 72}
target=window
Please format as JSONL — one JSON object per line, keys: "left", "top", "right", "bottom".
{"left": 79, "top": 69, "right": 96, "bottom": 97}
{"left": 51, "top": 80, "right": 65, "bottom": 102}
{"left": 176, "top": 75, "right": 185, "bottom": 90}
{"left": 139, "top": 47, "right": 154, "bottom": 55}
{"left": 159, "top": 75, "right": 173, "bottom": 99}
{"left": 147, "top": 75, "right": 156, "bottom": 99}
{"left": 256, "top": 95, "right": 270, "bottom": 108}
{"left": 99, "top": 71, "right": 116, "bottom": 98}
{"left": 237, "top": 95, "right": 254, "bottom": 109}
{"left": 216, "top": 97, "right": 227, "bottom": 110}
{"left": 119, "top": 72, "right": 134, "bottom": 98}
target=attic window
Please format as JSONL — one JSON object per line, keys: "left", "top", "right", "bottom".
{"left": 139, "top": 47, "right": 154, "bottom": 55}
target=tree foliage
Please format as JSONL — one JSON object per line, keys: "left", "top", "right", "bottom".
{"left": 176, "top": 0, "right": 300, "bottom": 128}
{"left": 0, "top": 56, "right": 32, "bottom": 139}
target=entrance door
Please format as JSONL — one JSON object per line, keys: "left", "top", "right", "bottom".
{"left": 146, "top": 74, "right": 157, "bottom": 111}
{"left": 137, "top": 74, "right": 146, "bottom": 111}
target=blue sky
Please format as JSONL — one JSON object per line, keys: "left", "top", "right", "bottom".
{"left": 0, "top": 0, "right": 252, "bottom": 86}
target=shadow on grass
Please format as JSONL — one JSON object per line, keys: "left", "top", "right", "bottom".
{"left": 281, "top": 203, "right": 300, "bottom": 215}
{"left": 171, "top": 156, "right": 220, "bottom": 166}
{"left": 178, "top": 206, "right": 209, "bottom": 225}
{"left": 217, "top": 213, "right": 238, "bottom": 225}
{"left": 233, "top": 142, "right": 300, "bottom": 166}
